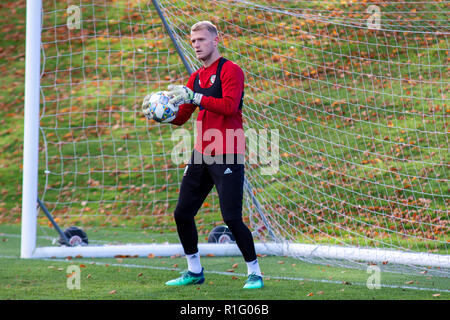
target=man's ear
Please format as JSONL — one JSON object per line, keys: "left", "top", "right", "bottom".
{"left": 213, "top": 35, "right": 220, "bottom": 47}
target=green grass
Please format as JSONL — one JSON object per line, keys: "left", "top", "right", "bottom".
{"left": 0, "top": 0, "right": 448, "bottom": 301}
{"left": 1, "top": 224, "right": 449, "bottom": 300}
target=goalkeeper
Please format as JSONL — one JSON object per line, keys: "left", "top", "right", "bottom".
{"left": 144, "top": 21, "right": 263, "bottom": 289}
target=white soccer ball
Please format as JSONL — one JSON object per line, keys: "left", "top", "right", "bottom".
{"left": 146, "top": 91, "right": 178, "bottom": 123}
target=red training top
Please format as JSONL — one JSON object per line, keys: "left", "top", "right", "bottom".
{"left": 170, "top": 57, "right": 245, "bottom": 155}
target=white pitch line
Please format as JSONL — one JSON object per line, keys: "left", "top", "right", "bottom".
{"left": 43, "top": 257, "right": 450, "bottom": 294}
{"left": 1, "top": 254, "right": 448, "bottom": 293}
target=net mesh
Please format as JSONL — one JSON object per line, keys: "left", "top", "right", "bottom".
{"left": 38, "top": 0, "right": 448, "bottom": 276}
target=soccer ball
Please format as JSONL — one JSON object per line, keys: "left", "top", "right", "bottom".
{"left": 144, "top": 91, "right": 178, "bottom": 123}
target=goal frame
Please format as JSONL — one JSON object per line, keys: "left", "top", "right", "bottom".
{"left": 20, "top": 0, "right": 449, "bottom": 271}
{"left": 21, "top": 0, "right": 42, "bottom": 259}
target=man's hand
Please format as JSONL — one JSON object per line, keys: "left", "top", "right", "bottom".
{"left": 142, "top": 94, "right": 154, "bottom": 119}
{"left": 167, "top": 85, "right": 203, "bottom": 107}
{"left": 142, "top": 94, "right": 163, "bottom": 122}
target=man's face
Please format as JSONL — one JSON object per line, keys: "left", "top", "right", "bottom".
{"left": 190, "top": 28, "right": 218, "bottom": 62}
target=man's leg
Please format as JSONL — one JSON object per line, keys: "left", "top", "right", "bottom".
{"left": 208, "top": 155, "right": 263, "bottom": 289}
{"left": 175, "top": 152, "right": 214, "bottom": 253}
{"left": 166, "top": 151, "right": 214, "bottom": 285}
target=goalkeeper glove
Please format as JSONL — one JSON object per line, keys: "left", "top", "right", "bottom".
{"left": 142, "top": 94, "right": 163, "bottom": 122}
{"left": 167, "top": 85, "right": 203, "bottom": 107}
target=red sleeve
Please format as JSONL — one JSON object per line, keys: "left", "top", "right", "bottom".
{"left": 199, "top": 61, "right": 244, "bottom": 116}
{"left": 170, "top": 73, "right": 198, "bottom": 126}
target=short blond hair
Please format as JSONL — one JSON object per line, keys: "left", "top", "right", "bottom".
{"left": 191, "top": 21, "right": 218, "bottom": 36}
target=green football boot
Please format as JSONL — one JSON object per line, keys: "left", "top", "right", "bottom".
{"left": 243, "top": 272, "right": 264, "bottom": 289}
{"left": 165, "top": 268, "right": 205, "bottom": 286}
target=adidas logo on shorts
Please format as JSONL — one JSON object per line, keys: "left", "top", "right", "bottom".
{"left": 224, "top": 168, "right": 233, "bottom": 174}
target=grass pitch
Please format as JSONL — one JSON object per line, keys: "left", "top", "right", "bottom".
{"left": 1, "top": 225, "right": 448, "bottom": 300}
{"left": 0, "top": 0, "right": 448, "bottom": 302}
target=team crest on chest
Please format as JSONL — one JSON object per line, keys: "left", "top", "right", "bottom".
{"left": 209, "top": 74, "right": 216, "bottom": 85}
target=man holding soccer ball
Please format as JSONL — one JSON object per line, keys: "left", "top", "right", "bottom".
{"left": 142, "top": 21, "right": 263, "bottom": 289}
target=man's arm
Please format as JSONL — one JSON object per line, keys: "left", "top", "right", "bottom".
{"left": 168, "top": 61, "right": 245, "bottom": 118}
{"left": 169, "top": 74, "right": 198, "bottom": 126}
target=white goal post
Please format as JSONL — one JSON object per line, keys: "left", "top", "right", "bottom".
{"left": 21, "top": 0, "right": 449, "bottom": 275}
{"left": 21, "top": 0, "right": 42, "bottom": 259}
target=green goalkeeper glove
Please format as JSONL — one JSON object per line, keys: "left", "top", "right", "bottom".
{"left": 167, "top": 85, "right": 203, "bottom": 107}
{"left": 142, "top": 94, "right": 163, "bottom": 122}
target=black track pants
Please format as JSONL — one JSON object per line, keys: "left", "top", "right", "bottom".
{"left": 174, "top": 151, "right": 257, "bottom": 262}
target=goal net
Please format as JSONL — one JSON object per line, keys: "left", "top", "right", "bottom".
{"left": 22, "top": 0, "right": 449, "bottom": 277}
